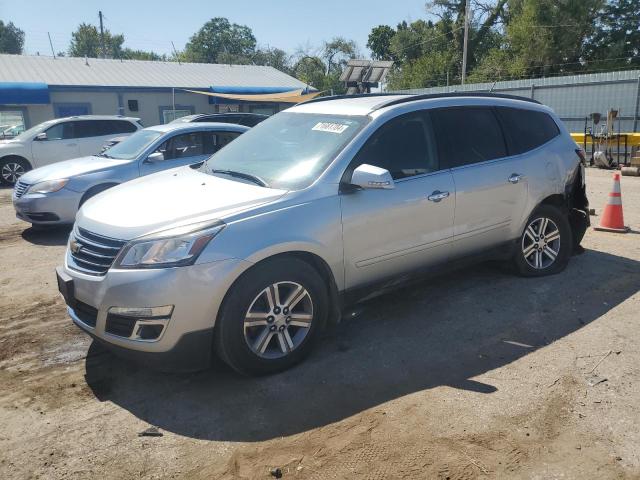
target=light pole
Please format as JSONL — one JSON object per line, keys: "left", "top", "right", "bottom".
{"left": 461, "top": 0, "right": 471, "bottom": 85}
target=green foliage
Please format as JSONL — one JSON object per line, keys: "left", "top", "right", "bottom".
{"left": 374, "top": 0, "right": 636, "bottom": 88}
{"left": 0, "top": 20, "right": 25, "bottom": 54}
{"left": 68, "top": 23, "right": 125, "bottom": 58}
{"left": 183, "top": 17, "right": 257, "bottom": 64}
{"left": 367, "top": 25, "right": 396, "bottom": 60}
{"left": 121, "top": 48, "right": 166, "bottom": 61}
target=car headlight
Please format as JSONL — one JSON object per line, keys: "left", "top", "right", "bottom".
{"left": 113, "top": 222, "right": 225, "bottom": 269}
{"left": 29, "top": 179, "right": 68, "bottom": 194}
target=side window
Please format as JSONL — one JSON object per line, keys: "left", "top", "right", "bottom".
{"left": 496, "top": 107, "right": 560, "bottom": 155}
{"left": 351, "top": 111, "right": 438, "bottom": 180}
{"left": 432, "top": 107, "right": 507, "bottom": 168}
{"left": 72, "top": 120, "right": 100, "bottom": 138}
{"left": 154, "top": 132, "right": 204, "bottom": 160}
{"left": 97, "top": 120, "right": 138, "bottom": 135}
{"left": 45, "top": 122, "right": 73, "bottom": 140}
{"left": 202, "top": 131, "right": 241, "bottom": 155}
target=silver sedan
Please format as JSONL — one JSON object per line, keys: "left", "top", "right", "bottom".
{"left": 12, "top": 122, "right": 247, "bottom": 226}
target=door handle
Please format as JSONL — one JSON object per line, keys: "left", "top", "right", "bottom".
{"left": 427, "top": 190, "right": 450, "bottom": 202}
{"left": 508, "top": 173, "right": 523, "bottom": 184}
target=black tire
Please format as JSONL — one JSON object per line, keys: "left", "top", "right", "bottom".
{"left": 513, "top": 204, "right": 573, "bottom": 277}
{"left": 0, "top": 157, "right": 31, "bottom": 186}
{"left": 215, "top": 257, "right": 328, "bottom": 376}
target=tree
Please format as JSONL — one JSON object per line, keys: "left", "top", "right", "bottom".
{"left": 183, "top": 17, "right": 256, "bottom": 64}
{"left": 584, "top": 0, "right": 640, "bottom": 70}
{"left": 0, "top": 20, "right": 25, "bottom": 54}
{"left": 367, "top": 25, "right": 396, "bottom": 60}
{"left": 321, "top": 37, "right": 358, "bottom": 75}
{"left": 121, "top": 48, "right": 165, "bottom": 61}
{"left": 68, "top": 23, "right": 124, "bottom": 58}
{"left": 252, "top": 47, "right": 292, "bottom": 73}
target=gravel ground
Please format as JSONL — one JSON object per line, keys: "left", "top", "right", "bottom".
{"left": 0, "top": 167, "right": 639, "bottom": 479}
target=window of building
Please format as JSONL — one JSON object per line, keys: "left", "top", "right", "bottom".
{"left": 162, "top": 109, "right": 193, "bottom": 124}
{"left": 352, "top": 111, "right": 439, "bottom": 180}
{"left": 432, "top": 107, "right": 507, "bottom": 168}
{"left": 495, "top": 107, "right": 560, "bottom": 155}
{"left": 0, "top": 110, "right": 26, "bottom": 139}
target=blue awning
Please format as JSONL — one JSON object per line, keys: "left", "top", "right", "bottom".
{"left": 0, "top": 82, "right": 50, "bottom": 105}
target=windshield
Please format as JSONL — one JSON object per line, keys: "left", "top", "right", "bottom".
{"left": 202, "top": 112, "right": 368, "bottom": 189}
{"left": 103, "top": 129, "right": 163, "bottom": 160}
{"left": 14, "top": 120, "right": 57, "bottom": 141}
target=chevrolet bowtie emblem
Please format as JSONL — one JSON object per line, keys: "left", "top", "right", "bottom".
{"left": 69, "top": 239, "right": 82, "bottom": 254}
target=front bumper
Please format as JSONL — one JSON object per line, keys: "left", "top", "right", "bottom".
{"left": 13, "top": 188, "right": 80, "bottom": 225}
{"left": 57, "top": 256, "right": 252, "bottom": 371}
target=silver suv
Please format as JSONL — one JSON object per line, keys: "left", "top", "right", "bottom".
{"left": 56, "top": 93, "right": 589, "bottom": 375}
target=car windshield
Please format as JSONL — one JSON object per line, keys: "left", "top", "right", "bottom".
{"left": 102, "top": 129, "right": 163, "bottom": 160}
{"left": 201, "top": 112, "right": 368, "bottom": 189}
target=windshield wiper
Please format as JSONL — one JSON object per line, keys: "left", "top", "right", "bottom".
{"left": 211, "top": 169, "right": 268, "bottom": 187}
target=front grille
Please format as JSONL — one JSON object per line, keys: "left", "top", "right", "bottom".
{"left": 105, "top": 314, "right": 136, "bottom": 338}
{"left": 73, "top": 301, "right": 98, "bottom": 327}
{"left": 14, "top": 180, "right": 29, "bottom": 198}
{"left": 69, "top": 228, "right": 127, "bottom": 276}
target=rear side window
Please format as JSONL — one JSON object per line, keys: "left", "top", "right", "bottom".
{"left": 202, "top": 131, "right": 241, "bottom": 154}
{"left": 106, "top": 120, "right": 137, "bottom": 134}
{"left": 352, "top": 111, "right": 439, "bottom": 180}
{"left": 432, "top": 107, "right": 507, "bottom": 168}
{"left": 496, "top": 107, "right": 560, "bottom": 155}
{"left": 72, "top": 121, "right": 99, "bottom": 138}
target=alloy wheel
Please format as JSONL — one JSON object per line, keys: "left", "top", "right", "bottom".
{"left": 243, "top": 281, "right": 314, "bottom": 359}
{"left": 1, "top": 162, "right": 25, "bottom": 184}
{"left": 521, "top": 217, "right": 561, "bottom": 269}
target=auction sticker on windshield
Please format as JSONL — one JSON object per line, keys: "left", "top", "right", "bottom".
{"left": 312, "top": 122, "right": 350, "bottom": 134}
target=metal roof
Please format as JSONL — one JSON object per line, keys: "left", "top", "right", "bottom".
{"left": 392, "top": 70, "right": 640, "bottom": 95}
{"left": 0, "top": 54, "right": 310, "bottom": 90}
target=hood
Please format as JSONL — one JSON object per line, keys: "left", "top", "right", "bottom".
{"left": 19, "top": 156, "right": 129, "bottom": 184}
{"left": 77, "top": 166, "right": 287, "bottom": 240}
{"left": 0, "top": 138, "right": 26, "bottom": 148}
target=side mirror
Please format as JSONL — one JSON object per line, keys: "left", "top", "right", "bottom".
{"left": 146, "top": 152, "right": 164, "bottom": 163}
{"left": 35, "top": 132, "right": 48, "bottom": 141}
{"left": 350, "top": 163, "right": 395, "bottom": 190}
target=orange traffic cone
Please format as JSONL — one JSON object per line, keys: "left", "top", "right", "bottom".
{"left": 595, "top": 172, "right": 629, "bottom": 233}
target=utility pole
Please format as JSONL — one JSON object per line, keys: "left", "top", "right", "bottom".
{"left": 98, "top": 11, "right": 105, "bottom": 59}
{"left": 47, "top": 32, "right": 56, "bottom": 59}
{"left": 461, "top": 0, "right": 470, "bottom": 85}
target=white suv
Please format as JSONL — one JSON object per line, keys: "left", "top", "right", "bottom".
{"left": 0, "top": 115, "right": 142, "bottom": 185}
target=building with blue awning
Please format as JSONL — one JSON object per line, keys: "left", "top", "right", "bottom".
{"left": 0, "top": 54, "right": 315, "bottom": 133}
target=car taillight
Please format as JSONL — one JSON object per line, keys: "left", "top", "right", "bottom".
{"left": 575, "top": 148, "right": 586, "bottom": 165}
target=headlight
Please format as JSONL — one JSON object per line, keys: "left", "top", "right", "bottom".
{"left": 113, "top": 222, "right": 225, "bottom": 269}
{"left": 29, "top": 179, "right": 68, "bottom": 194}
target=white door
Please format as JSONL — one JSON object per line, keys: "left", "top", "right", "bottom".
{"left": 431, "top": 107, "right": 529, "bottom": 258}
{"left": 31, "top": 121, "right": 79, "bottom": 167}
{"left": 340, "top": 111, "right": 455, "bottom": 288}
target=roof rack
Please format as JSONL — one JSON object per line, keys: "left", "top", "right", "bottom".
{"left": 371, "top": 92, "right": 541, "bottom": 110}
{"left": 300, "top": 92, "right": 411, "bottom": 105}
{"left": 299, "top": 91, "right": 541, "bottom": 108}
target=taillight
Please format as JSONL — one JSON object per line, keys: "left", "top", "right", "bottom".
{"left": 575, "top": 148, "right": 586, "bottom": 165}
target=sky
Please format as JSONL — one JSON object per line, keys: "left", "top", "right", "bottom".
{"left": 0, "top": 0, "right": 429, "bottom": 58}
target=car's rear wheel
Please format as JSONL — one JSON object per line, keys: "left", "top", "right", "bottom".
{"left": 0, "top": 157, "right": 30, "bottom": 186}
{"left": 513, "top": 205, "right": 572, "bottom": 277}
{"left": 215, "top": 257, "right": 328, "bottom": 376}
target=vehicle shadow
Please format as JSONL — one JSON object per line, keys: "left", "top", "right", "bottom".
{"left": 21, "top": 225, "right": 71, "bottom": 246}
{"left": 84, "top": 249, "right": 640, "bottom": 442}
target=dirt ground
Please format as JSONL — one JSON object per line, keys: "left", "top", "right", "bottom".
{"left": 0, "top": 167, "right": 639, "bottom": 480}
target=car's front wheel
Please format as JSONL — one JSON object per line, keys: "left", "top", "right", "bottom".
{"left": 0, "top": 157, "right": 31, "bottom": 186}
{"left": 513, "top": 204, "right": 573, "bottom": 277}
{"left": 215, "top": 257, "right": 328, "bottom": 376}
